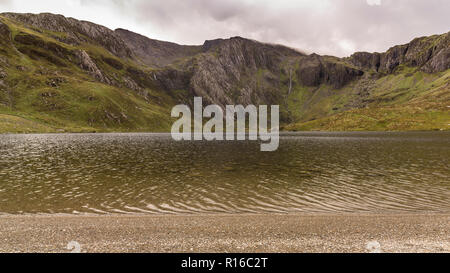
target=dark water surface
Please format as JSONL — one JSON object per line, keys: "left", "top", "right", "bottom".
{"left": 0, "top": 132, "right": 449, "bottom": 215}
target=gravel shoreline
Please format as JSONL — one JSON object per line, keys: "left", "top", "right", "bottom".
{"left": 0, "top": 213, "right": 448, "bottom": 253}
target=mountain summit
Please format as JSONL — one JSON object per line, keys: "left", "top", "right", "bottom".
{"left": 0, "top": 12, "right": 448, "bottom": 132}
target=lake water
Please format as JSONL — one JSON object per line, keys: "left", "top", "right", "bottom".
{"left": 0, "top": 132, "right": 449, "bottom": 215}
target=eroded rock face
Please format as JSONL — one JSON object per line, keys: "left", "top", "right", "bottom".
{"left": 214, "top": 37, "right": 301, "bottom": 72}
{"left": 297, "top": 54, "right": 324, "bottom": 86}
{"left": 75, "top": 50, "right": 110, "bottom": 84}
{"left": 202, "top": 39, "right": 226, "bottom": 52}
{"left": 348, "top": 52, "right": 381, "bottom": 71}
{"left": 404, "top": 37, "right": 434, "bottom": 67}
{"left": 190, "top": 54, "right": 235, "bottom": 106}
{"left": 189, "top": 37, "right": 303, "bottom": 106}
{"left": 298, "top": 54, "right": 363, "bottom": 88}
{"left": 349, "top": 32, "right": 450, "bottom": 73}
{"left": 422, "top": 47, "right": 450, "bottom": 73}
{"left": 323, "top": 61, "right": 364, "bottom": 88}
{"left": 380, "top": 44, "right": 409, "bottom": 73}
{"left": 2, "top": 12, "right": 133, "bottom": 58}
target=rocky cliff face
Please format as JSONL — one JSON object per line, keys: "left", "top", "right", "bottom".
{"left": 189, "top": 37, "right": 303, "bottom": 106}
{"left": 348, "top": 32, "right": 450, "bottom": 73}
{"left": 297, "top": 54, "right": 363, "bottom": 88}
{"left": 75, "top": 49, "right": 111, "bottom": 84}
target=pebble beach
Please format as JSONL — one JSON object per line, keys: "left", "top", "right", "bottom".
{"left": 0, "top": 213, "right": 448, "bottom": 253}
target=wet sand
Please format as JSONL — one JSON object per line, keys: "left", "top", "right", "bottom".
{"left": 0, "top": 213, "right": 448, "bottom": 253}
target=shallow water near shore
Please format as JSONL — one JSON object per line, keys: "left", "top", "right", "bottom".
{"left": 0, "top": 132, "right": 449, "bottom": 215}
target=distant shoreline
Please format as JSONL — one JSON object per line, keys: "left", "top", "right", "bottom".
{"left": 1, "top": 129, "right": 449, "bottom": 134}
{"left": 1, "top": 111, "right": 449, "bottom": 134}
{"left": 1, "top": 213, "right": 448, "bottom": 253}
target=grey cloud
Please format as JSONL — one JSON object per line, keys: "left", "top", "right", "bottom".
{"left": 102, "top": 0, "right": 449, "bottom": 57}
{"left": 7, "top": 0, "right": 450, "bottom": 57}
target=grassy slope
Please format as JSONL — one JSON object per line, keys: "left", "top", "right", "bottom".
{"left": 0, "top": 16, "right": 174, "bottom": 133}
{"left": 284, "top": 67, "right": 450, "bottom": 131}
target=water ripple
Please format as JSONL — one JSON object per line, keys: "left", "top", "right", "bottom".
{"left": 0, "top": 132, "right": 449, "bottom": 215}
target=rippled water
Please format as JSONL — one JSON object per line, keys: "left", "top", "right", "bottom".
{"left": 0, "top": 132, "right": 449, "bottom": 215}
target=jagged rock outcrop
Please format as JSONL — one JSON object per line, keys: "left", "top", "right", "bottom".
{"left": 323, "top": 60, "right": 364, "bottom": 88}
{"left": 202, "top": 39, "right": 226, "bottom": 52}
{"left": 122, "top": 76, "right": 141, "bottom": 91}
{"left": 349, "top": 32, "right": 450, "bottom": 73}
{"left": 347, "top": 52, "right": 381, "bottom": 71}
{"left": 207, "top": 37, "right": 302, "bottom": 71}
{"left": 189, "top": 37, "right": 303, "bottom": 106}
{"left": 422, "top": 47, "right": 450, "bottom": 73}
{"left": 420, "top": 33, "right": 450, "bottom": 73}
{"left": 190, "top": 53, "right": 236, "bottom": 105}
{"left": 380, "top": 44, "right": 409, "bottom": 72}
{"left": 297, "top": 54, "right": 324, "bottom": 86}
{"left": 2, "top": 12, "right": 133, "bottom": 58}
{"left": 75, "top": 50, "right": 110, "bottom": 84}
{"left": 298, "top": 54, "right": 364, "bottom": 88}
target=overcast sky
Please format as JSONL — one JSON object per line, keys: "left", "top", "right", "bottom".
{"left": 0, "top": 0, "right": 448, "bottom": 57}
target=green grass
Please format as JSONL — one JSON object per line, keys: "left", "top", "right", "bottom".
{"left": 0, "top": 75, "right": 175, "bottom": 132}
{"left": 285, "top": 107, "right": 450, "bottom": 131}
{"left": 0, "top": 113, "right": 58, "bottom": 133}
{"left": 0, "top": 16, "right": 176, "bottom": 133}
{"left": 285, "top": 69, "right": 450, "bottom": 131}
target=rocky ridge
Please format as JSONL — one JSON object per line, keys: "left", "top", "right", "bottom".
{"left": 2, "top": 12, "right": 133, "bottom": 58}
{"left": 348, "top": 32, "right": 450, "bottom": 73}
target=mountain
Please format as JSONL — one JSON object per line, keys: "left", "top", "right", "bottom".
{"left": 0, "top": 12, "right": 448, "bottom": 133}
{"left": 115, "top": 28, "right": 201, "bottom": 68}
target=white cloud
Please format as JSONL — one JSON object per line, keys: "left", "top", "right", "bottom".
{"left": 366, "top": 0, "right": 381, "bottom": 6}
{"left": 338, "top": 40, "right": 356, "bottom": 54}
